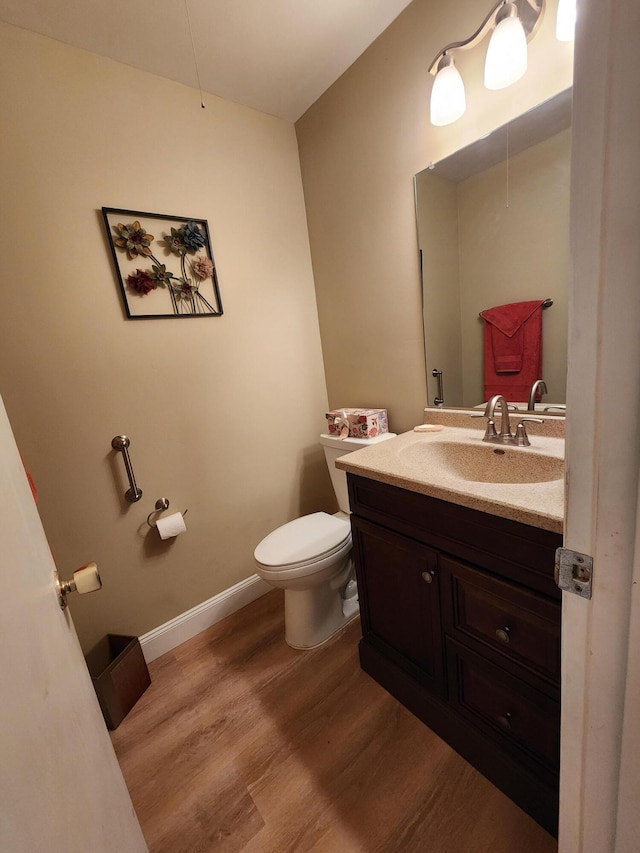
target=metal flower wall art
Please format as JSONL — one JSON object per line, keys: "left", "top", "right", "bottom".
{"left": 102, "top": 208, "right": 223, "bottom": 319}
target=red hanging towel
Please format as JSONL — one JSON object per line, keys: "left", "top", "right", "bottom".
{"left": 480, "top": 300, "right": 544, "bottom": 402}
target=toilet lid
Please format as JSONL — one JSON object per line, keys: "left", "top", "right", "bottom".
{"left": 254, "top": 512, "right": 351, "bottom": 568}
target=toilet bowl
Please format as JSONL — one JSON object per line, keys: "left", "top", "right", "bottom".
{"left": 254, "top": 431, "right": 396, "bottom": 649}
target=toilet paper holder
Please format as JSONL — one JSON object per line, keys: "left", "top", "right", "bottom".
{"left": 146, "top": 498, "right": 188, "bottom": 528}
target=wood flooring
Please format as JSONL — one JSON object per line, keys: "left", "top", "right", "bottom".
{"left": 111, "top": 590, "right": 557, "bottom": 853}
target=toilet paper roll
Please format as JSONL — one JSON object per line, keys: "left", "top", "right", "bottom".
{"left": 74, "top": 562, "right": 102, "bottom": 594}
{"left": 156, "top": 512, "right": 187, "bottom": 540}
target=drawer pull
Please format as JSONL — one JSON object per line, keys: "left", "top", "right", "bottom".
{"left": 495, "top": 627, "right": 511, "bottom": 644}
{"left": 497, "top": 712, "right": 513, "bottom": 732}
{"left": 422, "top": 570, "right": 435, "bottom": 584}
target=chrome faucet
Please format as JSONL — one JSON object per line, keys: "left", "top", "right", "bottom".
{"left": 527, "top": 379, "right": 548, "bottom": 412}
{"left": 472, "top": 394, "right": 545, "bottom": 446}
{"left": 482, "top": 395, "right": 516, "bottom": 444}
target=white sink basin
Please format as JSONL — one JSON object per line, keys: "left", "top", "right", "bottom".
{"left": 399, "top": 440, "right": 564, "bottom": 485}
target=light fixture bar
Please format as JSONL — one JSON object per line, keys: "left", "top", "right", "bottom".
{"left": 428, "top": 0, "right": 545, "bottom": 76}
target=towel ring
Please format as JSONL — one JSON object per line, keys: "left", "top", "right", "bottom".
{"left": 146, "top": 498, "right": 188, "bottom": 528}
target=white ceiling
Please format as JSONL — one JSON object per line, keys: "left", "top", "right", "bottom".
{"left": 0, "top": 0, "right": 413, "bottom": 121}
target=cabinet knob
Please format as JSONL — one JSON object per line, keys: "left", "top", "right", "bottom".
{"left": 421, "top": 570, "right": 435, "bottom": 584}
{"left": 495, "top": 626, "right": 511, "bottom": 644}
{"left": 497, "top": 712, "right": 513, "bottom": 732}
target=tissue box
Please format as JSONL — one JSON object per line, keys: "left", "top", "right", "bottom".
{"left": 325, "top": 408, "right": 388, "bottom": 439}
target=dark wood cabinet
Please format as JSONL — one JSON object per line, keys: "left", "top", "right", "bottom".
{"left": 440, "top": 555, "right": 561, "bottom": 686}
{"left": 445, "top": 639, "right": 560, "bottom": 780}
{"left": 351, "top": 517, "right": 444, "bottom": 696}
{"left": 348, "top": 473, "right": 562, "bottom": 836}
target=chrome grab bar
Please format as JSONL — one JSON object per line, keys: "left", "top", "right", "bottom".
{"left": 111, "top": 435, "right": 143, "bottom": 503}
{"left": 432, "top": 368, "right": 444, "bottom": 407}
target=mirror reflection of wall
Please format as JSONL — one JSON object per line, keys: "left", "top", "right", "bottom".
{"left": 416, "top": 89, "right": 571, "bottom": 410}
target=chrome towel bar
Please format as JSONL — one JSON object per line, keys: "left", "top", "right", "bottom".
{"left": 478, "top": 297, "right": 553, "bottom": 318}
{"left": 111, "top": 435, "right": 143, "bottom": 502}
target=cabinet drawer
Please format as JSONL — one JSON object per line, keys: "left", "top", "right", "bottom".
{"left": 446, "top": 638, "right": 560, "bottom": 774}
{"left": 441, "top": 556, "right": 560, "bottom": 685}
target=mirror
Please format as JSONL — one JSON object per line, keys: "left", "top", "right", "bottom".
{"left": 415, "top": 89, "right": 571, "bottom": 411}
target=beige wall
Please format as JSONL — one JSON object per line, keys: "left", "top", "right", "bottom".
{"left": 0, "top": 23, "right": 333, "bottom": 652}
{"left": 296, "top": 0, "right": 574, "bottom": 433}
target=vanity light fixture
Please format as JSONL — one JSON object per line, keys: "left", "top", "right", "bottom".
{"left": 428, "top": 0, "right": 545, "bottom": 126}
{"left": 555, "top": 0, "right": 576, "bottom": 42}
{"left": 484, "top": 2, "right": 528, "bottom": 90}
{"left": 430, "top": 54, "right": 466, "bottom": 126}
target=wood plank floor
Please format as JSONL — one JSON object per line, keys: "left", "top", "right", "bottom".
{"left": 111, "top": 590, "right": 557, "bottom": 853}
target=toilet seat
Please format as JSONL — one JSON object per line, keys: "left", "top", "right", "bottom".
{"left": 254, "top": 512, "right": 350, "bottom": 571}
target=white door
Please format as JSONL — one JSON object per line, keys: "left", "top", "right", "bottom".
{"left": 0, "top": 395, "right": 147, "bottom": 853}
{"left": 560, "top": 0, "right": 640, "bottom": 849}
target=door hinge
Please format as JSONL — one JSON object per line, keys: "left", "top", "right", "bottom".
{"left": 554, "top": 548, "right": 593, "bottom": 599}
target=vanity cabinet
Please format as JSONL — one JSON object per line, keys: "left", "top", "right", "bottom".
{"left": 350, "top": 518, "right": 444, "bottom": 696}
{"left": 348, "top": 473, "right": 562, "bottom": 836}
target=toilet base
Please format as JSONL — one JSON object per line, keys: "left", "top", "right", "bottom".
{"left": 284, "top": 584, "right": 359, "bottom": 649}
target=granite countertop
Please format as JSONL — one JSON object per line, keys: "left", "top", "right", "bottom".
{"left": 336, "top": 410, "right": 565, "bottom": 534}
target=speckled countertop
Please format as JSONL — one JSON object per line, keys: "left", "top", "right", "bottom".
{"left": 336, "top": 409, "right": 565, "bottom": 533}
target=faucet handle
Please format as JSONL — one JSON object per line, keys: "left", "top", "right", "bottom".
{"left": 485, "top": 419, "right": 498, "bottom": 440}
{"left": 515, "top": 417, "right": 544, "bottom": 447}
{"left": 471, "top": 413, "right": 498, "bottom": 440}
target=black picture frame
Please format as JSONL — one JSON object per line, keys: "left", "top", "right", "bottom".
{"left": 102, "top": 207, "right": 223, "bottom": 319}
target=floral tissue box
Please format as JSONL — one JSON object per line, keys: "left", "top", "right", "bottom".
{"left": 325, "top": 408, "right": 388, "bottom": 439}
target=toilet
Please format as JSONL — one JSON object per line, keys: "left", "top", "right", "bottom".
{"left": 254, "top": 431, "right": 396, "bottom": 649}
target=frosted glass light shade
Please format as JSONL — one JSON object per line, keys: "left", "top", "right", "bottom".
{"left": 430, "top": 59, "right": 466, "bottom": 126}
{"left": 484, "top": 14, "right": 528, "bottom": 90}
{"left": 556, "top": 0, "right": 576, "bottom": 41}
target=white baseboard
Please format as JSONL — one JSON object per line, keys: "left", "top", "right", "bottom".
{"left": 139, "top": 574, "right": 271, "bottom": 663}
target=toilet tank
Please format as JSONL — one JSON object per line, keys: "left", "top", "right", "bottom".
{"left": 319, "top": 432, "right": 396, "bottom": 513}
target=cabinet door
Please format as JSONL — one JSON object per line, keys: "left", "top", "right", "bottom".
{"left": 351, "top": 516, "right": 444, "bottom": 694}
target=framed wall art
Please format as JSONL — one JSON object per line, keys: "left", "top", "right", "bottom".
{"left": 102, "top": 207, "right": 223, "bottom": 319}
